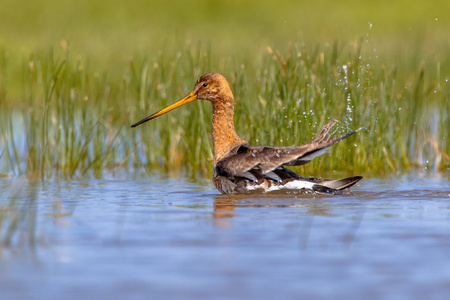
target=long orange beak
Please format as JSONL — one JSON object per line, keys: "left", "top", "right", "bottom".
{"left": 131, "top": 92, "right": 198, "bottom": 128}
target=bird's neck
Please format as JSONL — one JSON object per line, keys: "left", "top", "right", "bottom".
{"left": 211, "top": 99, "right": 247, "bottom": 164}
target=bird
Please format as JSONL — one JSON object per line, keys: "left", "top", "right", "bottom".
{"left": 131, "top": 72, "right": 362, "bottom": 195}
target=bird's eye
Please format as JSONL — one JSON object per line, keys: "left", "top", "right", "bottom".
{"left": 202, "top": 83, "right": 208, "bottom": 87}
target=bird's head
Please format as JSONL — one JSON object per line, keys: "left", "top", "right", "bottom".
{"left": 131, "top": 72, "right": 233, "bottom": 128}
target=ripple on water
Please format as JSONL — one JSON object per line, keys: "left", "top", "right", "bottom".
{"left": 1, "top": 176, "right": 450, "bottom": 299}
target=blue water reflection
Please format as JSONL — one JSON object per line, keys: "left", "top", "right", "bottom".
{"left": 1, "top": 176, "right": 450, "bottom": 299}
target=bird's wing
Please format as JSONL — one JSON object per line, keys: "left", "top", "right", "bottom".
{"left": 214, "top": 120, "right": 355, "bottom": 181}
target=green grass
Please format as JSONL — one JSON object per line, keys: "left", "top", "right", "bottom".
{"left": 0, "top": 39, "right": 448, "bottom": 181}
{"left": 0, "top": 0, "right": 449, "bottom": 181}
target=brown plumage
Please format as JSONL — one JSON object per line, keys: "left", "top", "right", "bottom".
{"left": 132, "top": 72, "right": 362, "bottom": 194}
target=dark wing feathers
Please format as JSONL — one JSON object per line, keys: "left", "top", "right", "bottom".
{"left": 214, "top": 148, "right": 261, "bottom": 179}
{"left": 286, "top": 130, "right": 356, "bottom": 166}
{"left": 319, "top": 176, "right": 363, "bottom": 190}
{"left": 215, "top": 120, "right": 355, "bottom": 180}
{"left": 311, "top": 119, "right": 337, "bottom": 143}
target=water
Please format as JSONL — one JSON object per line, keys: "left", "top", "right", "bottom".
{"left": 1, "top": 176, "right": 450, "bottom": 299}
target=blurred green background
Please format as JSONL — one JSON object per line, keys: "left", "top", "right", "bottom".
{"left": 2, "top": 0, "right": 450, "bottom": 98}
{"left": 1, "top": 0, "right": 449, "bottom": 60}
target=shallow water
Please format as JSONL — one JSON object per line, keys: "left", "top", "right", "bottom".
{"left": 1, "top": 176, "right": 450, "bottom": 299}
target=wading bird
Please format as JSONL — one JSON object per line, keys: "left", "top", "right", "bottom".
{"left": 132, "top": 73, "right": 362, "bottom": 194}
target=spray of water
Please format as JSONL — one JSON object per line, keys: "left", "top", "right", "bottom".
{"left": 342, "top": 64, "right": 353, "bottom": 125}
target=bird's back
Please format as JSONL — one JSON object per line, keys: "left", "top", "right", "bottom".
{"left": 212, "top": 120, "right": 362, "bottom": 194}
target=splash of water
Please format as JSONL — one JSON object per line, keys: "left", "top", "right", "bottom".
{"left": 330, "top": 120, "right": 366, "bottom": 138}
{"left": 342, "top": 64, "right": 353, "bottom": 125}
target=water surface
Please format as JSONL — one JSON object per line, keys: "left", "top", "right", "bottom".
{"left": 1, "top": 176, "right": 450, "bottom": 299}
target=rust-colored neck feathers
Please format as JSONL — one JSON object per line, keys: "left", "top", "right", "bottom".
{"left": 195, "top": 73, "right": 247, "bottom": 163}
{"left": 211, "top": 96, "right": 246, "bottom": 163}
